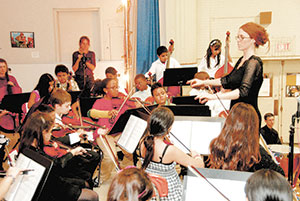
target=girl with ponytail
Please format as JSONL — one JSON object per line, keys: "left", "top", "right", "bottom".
{"left": 139, "top": 107, "right": 204, "bottom": 200}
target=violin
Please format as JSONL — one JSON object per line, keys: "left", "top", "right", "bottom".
{"left": 43, "top": 140, "right": 69, "bottom": 158}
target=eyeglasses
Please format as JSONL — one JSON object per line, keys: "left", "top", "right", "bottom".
{"left": 235, "top": 35, "right": 251, "bottom": 41}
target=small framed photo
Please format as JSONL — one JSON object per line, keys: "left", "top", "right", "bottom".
{"left": 10, "top": 31, "right": 35, "bottom": 48}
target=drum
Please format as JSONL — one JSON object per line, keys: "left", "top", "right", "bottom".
{"left": 269, "top": 144, "right": 300, "bottom": 185}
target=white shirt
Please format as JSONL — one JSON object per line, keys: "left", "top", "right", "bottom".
{"left": 198, "top": 55, "right": 225, "bottom": 78}
{"left": 146, "top": 57, "right": 181, "bottom": 82}
{"left": 132, "top": 86, "right": 151, "bottom": 101}
{"left": 189, "top": 88, "right": 230, "bottom": 117}
{"left": 56, "top": 79, "right": 80, "bottom": 91}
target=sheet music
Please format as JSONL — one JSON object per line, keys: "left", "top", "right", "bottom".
{"left": 190, "top": 121, "right": 223, "bottom": 155}
{"left": 117, "top": 115, "right": 148, "bottom": 153}
{"left": 69, "top": 131, "right": 94, "bottom": 145}
{"left": 185, "top": 176, "right": 246, "bottom": 201}
{"left": 5, "top": 153, "right": 46, "bottom": 201}
{"left": 170, "top": 121, "right": 192, "bottom": 152}
{"left": 169, "top": 117, "right": 224, "bottom": 155}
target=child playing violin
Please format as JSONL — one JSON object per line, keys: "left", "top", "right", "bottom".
{"left": 132, "top": 74, "right": 152, "bottom": 102}
{"left": 145, "top": 82, "right": 174, "bottom": 106}
{"left": 88, "top": 78, "right": 139, "bottom": 183}
{"left": 19, "top": 111, "right": 99, "bottom": 201}
{"left": 138, "top": 107, "right": 204, "bottom": 200}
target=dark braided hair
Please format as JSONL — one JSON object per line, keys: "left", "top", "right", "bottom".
{"left": 142, "top": 107, "right": 174, "bottom": 169}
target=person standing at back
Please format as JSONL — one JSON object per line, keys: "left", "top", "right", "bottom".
{"left": 72, "top": 36, "right": 96, "bottom": 92}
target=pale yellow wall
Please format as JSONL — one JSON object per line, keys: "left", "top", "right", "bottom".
{"left": 0, "top": 0, "right": 125, "bottom": 92}
{"left": 160, "top": 0, "right": 300, "bottom": 143}
{"left": 161, "top": 0, "right": 300, "bottom": 64}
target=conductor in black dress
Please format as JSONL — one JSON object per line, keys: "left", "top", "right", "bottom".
{"left": 188, "top": 22, "right": 270, "bottom": 124}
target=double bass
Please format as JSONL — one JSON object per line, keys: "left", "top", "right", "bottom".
{"left": 158, "top": 39, "right": 180, "bottom": 97}
{"left": 214, "top": 31, "right": 234, "bottom": 79}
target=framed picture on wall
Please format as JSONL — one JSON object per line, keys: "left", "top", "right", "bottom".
{"left": 10, "top": 31, "right": 35, "bottom": 48}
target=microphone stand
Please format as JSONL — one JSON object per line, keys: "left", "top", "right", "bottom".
{"left": 288, "top": 100, "right": 300, "bottom": 185}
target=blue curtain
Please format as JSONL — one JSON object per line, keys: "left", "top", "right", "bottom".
{"left": 136, "top": 0, "right": 160, "bottom": 75}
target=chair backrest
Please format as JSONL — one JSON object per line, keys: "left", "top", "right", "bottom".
{"left": 147, "top": 173, "right": 168, "bottom": 198}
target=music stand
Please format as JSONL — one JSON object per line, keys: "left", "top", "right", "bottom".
{"left": 108, "top": 105, "right": 157, "bottom": 135}
{"left": 79, "top": 97, "right": 102, "bottom": 117}
{"left": 165, "top": 105, "right": 210, "bottom": 116}
{"left": 183, "top": 168, "right": 252, "bottom": 201}
{"left": 68, "top": 91, "right": 81, "bottom": 104}
{"left": 172, "top": 96, "right": 205, "bottom": 105}
{"left": 0, "top": 92, "right": 31, "bottom": 113}
{"left": 163, "top": 67, "right": 197, "bottom": 96}
{"left": 5, "top": 148, "right": 53, "bottom": 201}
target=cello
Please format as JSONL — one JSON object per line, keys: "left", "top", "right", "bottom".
{"left": 214, "top": 31, "right": 234, "bottom": 79}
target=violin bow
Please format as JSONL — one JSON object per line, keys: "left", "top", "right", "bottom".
{"left": 96, "top": 87, "right": 136, "bottom": 171}
{"left": 136, "top": 100, "right": 191, "bottom": 153}
{"left": 188, "top": 166, "right": 230, "bottom": 201}
{"left": 207, "top": 86, "right": 229, "bottom": 116}
{"left": 99, "top": 134, "right": 121, "bottom": 171}
{"left": 76, "top": 99, "right": 84, "bottom": 127}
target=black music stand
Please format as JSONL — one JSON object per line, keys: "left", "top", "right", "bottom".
{"left": 0, "top": 92, "right": 31, "bottom": 113}
{"left": 108, "top": 105, "right": 157, "bottom": 135}
{"left": 5, "top": 148, "right": 53, "bottom": 201}
{"left": 108, "top": 104, "right": 210, "bottom": 135}
{"left": 163, "top": 67, "right": 197, "bottom": 96}
{"left": 166, "top": 105, "right": 210, "bottom": 116}
{"left": 172, "top": 96, "right": 204, "bottom": 105}
{"left": 79, "top": 97, "right": 102, "bottom": 117}
{"left": 68, "top": 91, "right": 81, "bottom": 104}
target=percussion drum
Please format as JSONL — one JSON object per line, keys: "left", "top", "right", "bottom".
{"left": 269, "top": 144, "right": 300, "bottom": 186}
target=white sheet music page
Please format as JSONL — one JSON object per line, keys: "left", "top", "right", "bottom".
{"left": 170, "top": 121, "right": 192, "bottom": 153}
{"left": 117, "top": 115, "right": 147, "bottom": 153}
{"left": 5, "top": 153, "right": 46, "bottom": 201}
{"left": 190, "top": 121, "right": 223, "bottom": 155}
{"left": 185, "top": 176, "right": 246, "bottom": 201}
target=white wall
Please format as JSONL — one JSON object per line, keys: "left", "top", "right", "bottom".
{"left": 0, "top": 0, "right": 125, "bottom": 92}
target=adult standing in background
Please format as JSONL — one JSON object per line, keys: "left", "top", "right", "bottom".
{"left": 188, "top": 22, "right": 270, "bottom": 124}
{"left": 72, "top": 36, "right": 96, "bottom": 93}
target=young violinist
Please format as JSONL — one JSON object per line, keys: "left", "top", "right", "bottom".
{"left": 105, "top": 66, "right": 127, "bottom": 96}
{"left": 145, "top": 82, "right": 173, "bottom": 106}
{"left": 19, "top": 111, "right": 99, "bottom": 201}
{"left": 132, "top": 74, "right": 152, "bottom": 102}
{"left": 138, "top": 107, "right": 204, "bottom": 200}
{"left": 25, "top": 73, "right": 55, "bottom": 112}
{"left": 48, "top": 89, "right": 96, "bottom": 145}
{"left": 88, "top": 78, "right": 138, "bottom": 183}
{"left": 55, "top": 64, "right": 79, "bottom": 91}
